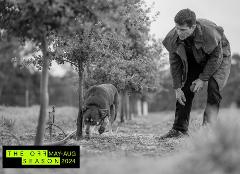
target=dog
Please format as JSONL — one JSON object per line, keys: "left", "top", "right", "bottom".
{"left": 82, "top": 84, "right": 119, "bottom": 138}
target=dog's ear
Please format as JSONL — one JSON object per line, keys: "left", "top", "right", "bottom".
{"left": 99, "top": 109, "right": 108, "bottom": 118}
{"left": 82, "top": 106, "right": 88, "bottom": 114}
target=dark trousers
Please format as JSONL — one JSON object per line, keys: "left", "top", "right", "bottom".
{"left": 172, "top": 74, "right": 222, "bottom": 133}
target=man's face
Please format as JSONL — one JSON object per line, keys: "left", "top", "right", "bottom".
{"left": 175, "top": 23, "right": 196, "bottom": 40}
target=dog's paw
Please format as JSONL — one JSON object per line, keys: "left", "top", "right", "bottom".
{"left": 85, "top": 134, "right": 90, "bottom": 140}
{"left": 98, "top": 126, "right": 105, "bottom": 134}
{"left": 108, "top": 129, "right": 114, "bottom": 136}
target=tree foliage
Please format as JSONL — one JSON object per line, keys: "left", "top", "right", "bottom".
{"left": 0, "top": 0, "right": 89, "bottom": 144}
{"left": 84, "top": 0, "right": 163, "bottom": 95}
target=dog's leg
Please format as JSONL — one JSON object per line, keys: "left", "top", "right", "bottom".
{"left": 98, "top": 119, "right": 107, "bottom": 134}
{"left": 109, "top": 106, "right": 115, "bottom": 135}
{"left": 110, "top": 104, "right": 115, "bottom": 123}
{"left": 98, "top": 116, "right": 112, "bottom": 134}
{"left": 91, "top": 126, "right": 97, "bottom": 134}
{"left": 104, "top": 117, "right": 113, "bottom": 135}
{"left": 108, "top": 121, "right": 113, "bottom": 135}
{"left": 113, "top": 91, "right": 119, "bottom": 121}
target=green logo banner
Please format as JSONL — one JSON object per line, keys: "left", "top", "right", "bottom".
{"left": 2, "top": 146, "right": 80, "bottom": 168}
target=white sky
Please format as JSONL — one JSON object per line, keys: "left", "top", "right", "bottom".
{"left": 146, "top": 0, "right": 240, "bottom": 54}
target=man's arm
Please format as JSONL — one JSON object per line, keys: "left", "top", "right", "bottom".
{"left": 199, "top": 43, "right": 223, "bottom": 81}
{"left": 169, "top": 52, "right": 183, "bottom": 89}
{"left": 169, "top": 53, "right": 186, "bottom": 105}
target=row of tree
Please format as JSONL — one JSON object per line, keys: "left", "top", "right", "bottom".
{"left": 1, "top": 53, "right": 240, "bottom": 111}
{"left": 0, "top": 0, "right": 163, "bottom": 144}
{"left": 0, "top": 61, "right": 79, "bottom": 107}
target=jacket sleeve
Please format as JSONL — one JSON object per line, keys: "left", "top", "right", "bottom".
{"left": 199, "top": 43, "right": 223, "bottom": 81}
{"left": 169, "top": 52, "right": 183, "bottom": 89}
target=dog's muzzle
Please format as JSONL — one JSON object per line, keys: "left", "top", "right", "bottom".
{"left": 85, "top": 118, "right": 99, "bottom": 126}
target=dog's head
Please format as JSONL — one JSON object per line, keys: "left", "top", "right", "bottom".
{"left": 83, "top": 106, "right": 108, "bottom": 126}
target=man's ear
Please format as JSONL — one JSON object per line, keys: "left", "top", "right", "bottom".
{"left": 99, "top": 109, "right": 108, "bottom": 118}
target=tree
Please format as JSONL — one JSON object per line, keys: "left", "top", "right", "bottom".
{"left": 0, "top": 33, "right": 21, "bottom": 101}
{"left": 0, "top": 0, "right": 84, "bottom": 145}
{"left": 84, "top": 0, "right": 163, "bottom": 122}
{"left": 53, "top": 23, "right": 99, "bottom": 139}
{"left": 53, "top": 6, "right": 126, "bottom": 138}
{"left": 52, "top": 0, "right": 158, "bottom": 138}
{"left": 223, "top": 53, "right": 240, "bottom": 107}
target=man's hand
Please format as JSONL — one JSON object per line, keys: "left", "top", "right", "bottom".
{"left": 175, "top": 88, "right": 186, "bottom": 106}
{"left": 191, "top": 79, "right": 204, "bottom": 93}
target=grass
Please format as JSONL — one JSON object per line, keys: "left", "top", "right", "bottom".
{"left": 0, "top": 106, "right": 240, "bottom": 174}
{"left": 0, "top": 105, "right": 78, "bottom": 144}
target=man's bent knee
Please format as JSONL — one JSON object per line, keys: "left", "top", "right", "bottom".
{"left": 207, "top": 77, "right": 222, "bottom": 105}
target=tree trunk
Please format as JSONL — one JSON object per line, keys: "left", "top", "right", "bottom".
{"left": 124, "top": 90, "right": 130, "bottom": 120}
{"left": 35, "top": 36, "right": 49, "bottom": 145}
{"left": 129, "top": 94, "right": 137, "bottom": 118}
{"left": 142, "top": 100, "right": 148, "bottom": 116}
{"left": 25, "top": 88, "right": 29, "bottom": 107}
{"left": 76, "top": 60, "right": 84, "bottom": 140}
{"left": 120, "top": 90, "right": 131, "bottom": 122}
{"left": 120, "top": 91, "right": 125, "bottom": 123}
{"left": 0, "top": 86, "right": 3, "bottom": 103}
{"left": 137, "top": 99, "right": 142, "bottom": 116}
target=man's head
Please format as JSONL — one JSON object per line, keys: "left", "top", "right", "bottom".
{"left": 174, "top": 8, "right": 196, "bottom": 40}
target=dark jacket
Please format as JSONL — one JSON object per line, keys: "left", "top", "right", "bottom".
{"left": 162, "top": 19, "right": 231, "bottom": 90}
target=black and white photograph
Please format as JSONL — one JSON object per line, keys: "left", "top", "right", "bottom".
{"left": 0, "top": 0, "right": 240, "bottom": 173}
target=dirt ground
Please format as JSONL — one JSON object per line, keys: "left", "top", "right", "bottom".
{"left": 0, "top": 106, "right": 238, "bottom": 174}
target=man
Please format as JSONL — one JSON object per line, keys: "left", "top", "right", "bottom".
{"left": 161, "top": 9, "right": 231, "bottom": 139}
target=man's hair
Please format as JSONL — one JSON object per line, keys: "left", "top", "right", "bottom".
{"left": 174, "top": 9, "right": 196, "bottom": 27}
